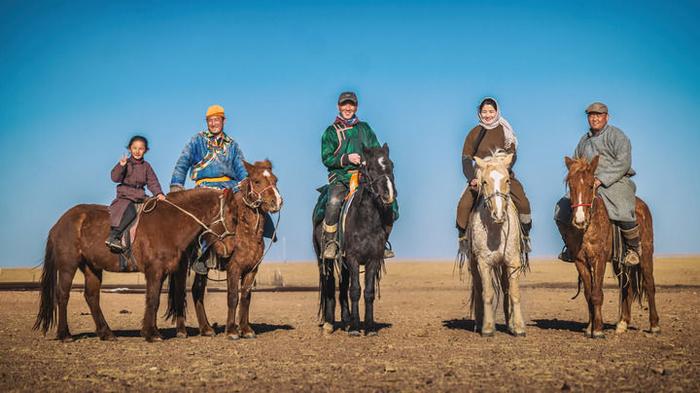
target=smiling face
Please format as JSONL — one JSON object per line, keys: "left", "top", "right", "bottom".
{"left": 587, "top": 112, "right": 608, "bottom": 132}
{"left": 479, "top": 104, "right": 498, "bottom": 124}
{"left": 338, "top": 102, "right": 357, "bottom": 120}
{"left": 129, "top": 140, "right": 147, "bottom": 160}
{"left": 207, "top": 115, "right": 225, "bottom": 134}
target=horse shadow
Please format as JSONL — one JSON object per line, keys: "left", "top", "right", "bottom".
{"left": 442, "top": 319, "right": 511, "bottom": 335}
{"left": 530, "top": 319, "right": 618, "bottom": 332}
{"left": 69, "top": 323, "right": 295, "bottom": 341}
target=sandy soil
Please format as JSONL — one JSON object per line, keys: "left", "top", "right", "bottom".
{"left": 1, "top": 258, "right": 699, "bottom": 392}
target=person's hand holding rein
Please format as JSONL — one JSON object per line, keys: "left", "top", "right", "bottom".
{"left": 348, "top": 153, "right": 362, "bottom": 165}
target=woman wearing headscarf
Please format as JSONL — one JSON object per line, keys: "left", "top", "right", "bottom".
{"left": 456, "top": 97, "right": 532, "bottom": 252}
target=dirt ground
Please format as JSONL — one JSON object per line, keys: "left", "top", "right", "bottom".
{"left": 1, "top": 258, "right": 699, "bottom": 392}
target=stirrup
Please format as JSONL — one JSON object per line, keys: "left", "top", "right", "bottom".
{"left": 105, "top": 239, "right": 125, "bottom": 253}
{"left": 192, "top": 260, "right": 209, "bottom": 275}
{"left": 622, "top": 250, "right": 640, "bottom": 266}
{"left": 322, "top": 242, "right": 338, "bottom": 259}
{"left": 383, "top": 248, "right": 395, "bottom": 259}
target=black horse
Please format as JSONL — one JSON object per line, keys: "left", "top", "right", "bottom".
{"left": 313, "top": 143, "right": 396, "bottom": 336}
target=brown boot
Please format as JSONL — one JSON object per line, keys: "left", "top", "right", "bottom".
{"left": 621, "top": 225, "right": 641, "bottom": 266}
{"left": 322, "top": 222, "right": 339, "bottom": 259}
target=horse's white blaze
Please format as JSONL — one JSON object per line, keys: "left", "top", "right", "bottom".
{"left": 378, "top": 157, "right": 386, "bottom": 170}
{"left": 385, "top": 175, "right": 394, "bottom": 203}
{"left": 263, "top": 170, "right": 271, "bottom": 177}
{"left": 272, "top": 185, "right": 282, "bottom": 209}
{"left": 574, "top": 191, "right": 585, "bottom": 224}
{"left": 490, "top": 170, "right": 504, "bottom": 217}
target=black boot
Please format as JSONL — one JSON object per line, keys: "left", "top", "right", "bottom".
{"left": 105, "top": 227, "right": 124, "bottom": 252}
{"left": 383, "top": 224, "right": 395, "bottom": 259}
{"left": 322, "top": 222, "right": 339, "bottom": 259}
{"left": 621, "top": 225, "right": 641, "bottom": 266}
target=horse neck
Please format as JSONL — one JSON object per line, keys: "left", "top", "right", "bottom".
{"left": 582, "top": 196, "right": 611, "bottom": 245}
{"left": 233, "top": 191, "right": 264, "bottom": 237}
{"left": 165, "top": 190, "right": 222, "bottom": 242}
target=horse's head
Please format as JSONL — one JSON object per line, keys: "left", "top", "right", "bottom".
{"left": 565, "top": 155, "right": 600, "bottom": 229}
{"left": 362, "top": 143, "right": 396, "bottom": 206}
{"left": 475, "top": 151, "right": 513, "bottom": 223}
{"left": 241, "top": 160, "right": 283, "bottom": 213}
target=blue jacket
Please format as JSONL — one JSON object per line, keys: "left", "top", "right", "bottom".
{"left": 170, "top": 131, "right": 248, "bottom": 191}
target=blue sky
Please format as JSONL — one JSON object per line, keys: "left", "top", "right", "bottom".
{"left": 1, "top": 1, "right": 699, "bottom": 266}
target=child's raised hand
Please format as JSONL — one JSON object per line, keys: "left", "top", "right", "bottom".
{"left": 119, "top": 154, "right": 128, "bottom": 166}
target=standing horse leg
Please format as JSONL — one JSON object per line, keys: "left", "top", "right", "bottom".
{"left": 321, "top": 258, "right": 336, "bottom": 334}
{"left": 506, "top": 263, "right": 526, "bottom": 337}
{"left": 80, "top": 265, "right": 116, "bottom": 341}
{"left": 141, "top": 271, "right": 165, "bottom": 342}
{"left": 169, "top": 268, "right": 188, "bottom": 339}
{"left": 191, "top": 273, "right": 215, "bottom": 336}
{"left": 347, "top": 260, "right": 362, "bottom": 336}
{"left": 500, "top": 265, "right": 511, "bottom": 333}
{"left": 477, "top": 261, "right": 496, "bottom": 337}
{"left": 56, "top": 264, "right": 79, "bottom": 341}
{"left": 574, "top": 261, "right": 594, "bottom": 337}
{"left": 339, "top": 262, "right": 351, "bottom": 329}
{"left": 363, "top": 260, "right": 378, "bottom": 336}
{"left": 225, "top": 264, "right": 241, "bottom": 340}
{"left": 469, "top": 257, "right": 484, "bottom": 332}
{"left": 641, "top": 254, "right": 660, "bottom": 333}
{"left": 590, "top": 258, "right": 606, "bottom": 338}
{"left": 615, "top": 265, "right": 632, "bottom": 334}
{"left": 238, "top": 269, "right": 259, "bottom": 339}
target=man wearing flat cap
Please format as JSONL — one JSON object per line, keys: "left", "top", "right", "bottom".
{"left": 319, "top": 92, "right": 397, "bottom": 259}
{"left": 554, "top": 102, "right": 642, "bottom": 266}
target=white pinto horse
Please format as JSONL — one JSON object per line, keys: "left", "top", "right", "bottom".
{"left": 464, "top": 151, "right": 527, "bottom": 337}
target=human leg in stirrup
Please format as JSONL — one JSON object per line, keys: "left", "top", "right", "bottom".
{"left": 322, "top": 183, "right": 347, "bottom": 259}
{"left": 554, "top": 197, "right": 575, "bottom": 262}
{"left": 106, "top": 202, "right": 136, "bottom": 253}
{"left": 618, "top": 221, "right": 641, "bottom": 266}
{"left": 510, "top": 177, "right": 532, "bottom": 254}
{"left": 383, "top": 224, "right": 394, "bottom": 259}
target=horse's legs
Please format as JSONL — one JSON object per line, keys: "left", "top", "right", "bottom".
{"left": 590, "top": 258, "right": 606, "bottom": 338}
{"left": 339, "top": 262, "right": 351, "bottom": 328}
{"left": 80, "top": 264, "right": 115, "bottom": 340}
{"left": 506, "top": 262, "right": 526, "bottom": 336}
{"left": 238, "top": 268, "right": 259, "bottom": 339}
{"left": 469, "top": 258, "right": 484, "bottom": 332}
{"left": 363, "top": 260, "right": 378, "bottom": 336}
{"left": 574, "top": 261, "right": 594, "bottom": 337}
{"left": 321, "top": 258, "right": 336, "bottom": 333}
{"left": 170, "top": 269, "right": 188, "bottom": 339}
{"left": 616, "top": 267, "right": 633, "bottom": 334}
{"left": 225, "top": 264, "right": 241, "bottom": 340}
{"left": 56, "top": 264, "right": 79, "bottom": 341}
{"left": 500, "top": 265, "right": 511, "bottom": 331}
{"left": 191, "top": 273, "right": 214, "bottom": 336}
{"left": 347, "top": 260, "right": 362, "bottom": 336}
{"left": 141, "top": 271, "right": 165, "bottom": 342}
{"left": 477, "top": 260, "right": 495, "bottom": 336}
{"left": 641, "top": 254, "right": 660, "bottom": 333}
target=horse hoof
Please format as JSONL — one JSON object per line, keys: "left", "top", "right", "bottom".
{"left": 650, "top": 326, "right": 661, "bottom": 335}
{"left": 481, "top": 330, "right": 495, "bottom": 337}
{"left": 322, "top": 322, "right": 334, "bottom": 334}
{"left": 242, "top": 331, "right": 256, "bottom": 339}
{"left": 58, "top": 336, "right": 74, "bottom": 343}
{"left": 176, "top": 331, "right": 188, "bottom": 339}
{"left": 227, "top": 333, "right": 240, "bottom": 341}
{"left": 365, "top": 330, "right": 378, "bottom": 337}
{"left": 348, "top": 330, "right": 361, "bottom": 337}
{"left": 200, "top": 329, "right": 215, "bottom": 337}
{"left": 511, "top": 330, "right": 526, "bottom": 337}
{"left": 592, "top": 331, "right": 605, "bottom": 339}
{"left": 100, "top": 334, "right": 118, "bottom": 341}
{"left": 615, "top": 321, "right": 628, "bottom": 334}
{"left": 146, "top": 336, "right": 163, "bottom": 343}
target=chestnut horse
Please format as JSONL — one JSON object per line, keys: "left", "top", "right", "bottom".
{"left": 33, "top": 185, "right": 239, "bottom": 342}
{"left": 172, "top": 160, "right": 283, "bottom": 340}
{"left": 562, "top": 156, "right": 660, "bottom": 338}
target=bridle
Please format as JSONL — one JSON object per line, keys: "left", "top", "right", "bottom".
{"left": 359, "top": 162, "right": 394, "bottom": 206}
{"left": 240, "top": 177, "right": 278, "bottom": 209}
{"left": 568, "top": 178, "right": 598, "bottom": 228}
{"left": 478, "top": 170, "right": 511, "bottom": 221}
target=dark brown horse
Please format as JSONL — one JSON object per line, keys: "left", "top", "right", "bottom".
{"left": 180, "top": 160, "right": 283, "bottom": 340}
{"left": 562, "top": 156, "right": 660, "bottom": 338}
{"left": 33, "top": 182, "right": 239, "bottom": 342}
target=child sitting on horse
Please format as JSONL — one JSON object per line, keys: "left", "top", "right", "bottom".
{"left": 106, "top": 135, "right": 165, "bottom": 252}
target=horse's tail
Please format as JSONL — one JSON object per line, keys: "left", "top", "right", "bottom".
{"left": 627, "top": 265, "right": 647, "bottom": 305}
{"left": 33, "top": 236, "right": 57, "bottom": 334}
{"left": 571, "top": 275, "right": 582, "bottom": 300}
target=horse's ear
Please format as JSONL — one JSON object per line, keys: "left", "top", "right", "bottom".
{"left": 503, "top": 153, "right": 514, "bottom": 167}
{"left": 564, "top": 156, "right": 574, "bottom": 170}
{"left": 590, "top": 155, "right": 600, "bottom": 173}
{"left": 474, "top": 156, "right": 485, "bottom": 168}
{"left": 243, "top": 160, "right": 254, "bottom": 173}
{"left": 382, "top": 143, "right": 389, "bottom": 155}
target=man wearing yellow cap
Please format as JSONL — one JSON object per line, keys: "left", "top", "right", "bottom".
{"left": 170, "top": 105, "right": 250, "bottom": 274}
{"left": 170, "top": 104, "right": 248, "bottom": 192}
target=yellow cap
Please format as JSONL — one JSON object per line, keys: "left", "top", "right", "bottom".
{"left": 206, "top": 104, "right": 225, "bottom": 118}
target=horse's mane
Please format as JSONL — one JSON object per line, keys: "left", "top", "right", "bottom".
{"left": 565, "top": 157, "right": 593, "bottom": 183}
{"left": 252, "top": 159, "right": 272, "bottom": 170}
{"left": 481, "top": 149, "right": 510, "bottom": 165}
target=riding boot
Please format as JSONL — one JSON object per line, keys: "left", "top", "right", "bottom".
{"left": 555, "top": 220, "right": 575, "bottom": 263}
{"left": 105, "top": 227, "right": 124, "bottom": 252}
{"left": 322, "top": 222, "right": 339, "bottom": 259}
{"left": 620, "top": 225, "right": 642, "bottom": 266}
{"left": 383, "top": 224, "right": 394, "bottom": 259}
{"left": 519, "top": 216, "right": 532, "bottom": 254}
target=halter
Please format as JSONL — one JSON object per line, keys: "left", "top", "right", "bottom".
{"left": 241, "top": 177, "right": 278, "bottom": 209}
{"left": 359, "top": 162, "right": 393, "bottom": 206}
{"left": 568, "top": 180, "right": 598, "bottom": 228}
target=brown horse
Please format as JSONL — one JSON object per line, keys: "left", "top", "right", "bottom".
{"left": 562, "top": 156, "right": 660, "bottom": 338}
{"left": 33, "top": 179, "right": 241, "bottom": 342}
{"left": 181, "top": 160, "right": 283, "bottom": 340}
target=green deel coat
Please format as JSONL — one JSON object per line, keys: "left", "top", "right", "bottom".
{"left": 321, "top": 121, "right": 381, "bottom": 184}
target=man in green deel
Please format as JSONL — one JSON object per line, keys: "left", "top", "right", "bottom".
{"left": 320, "top": 91, "right": 396, "bottom": 259}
